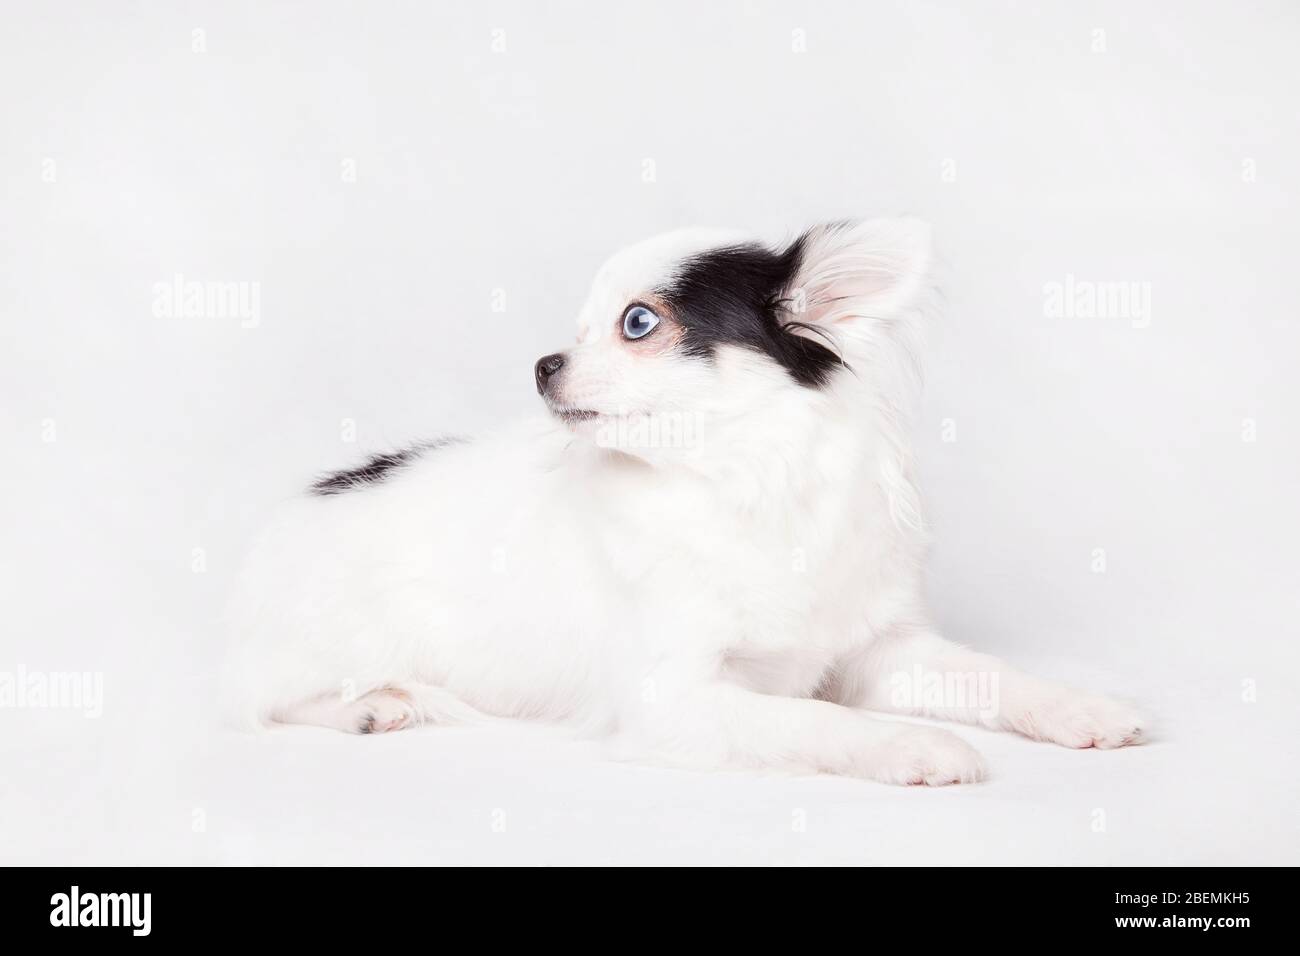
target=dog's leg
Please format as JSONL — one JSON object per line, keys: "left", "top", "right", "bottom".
{"left": 621, "top": 679, "right": 986, "bottom": 785}
{"left": 843, "top": 627, "right": 1146, "bottom": 749}
{"left": 275, "top": 682, "right": 484, "bottom": 734}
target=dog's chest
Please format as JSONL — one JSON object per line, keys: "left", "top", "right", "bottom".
{"left": 592, "top": 467, "right": 896, "bottom": 676}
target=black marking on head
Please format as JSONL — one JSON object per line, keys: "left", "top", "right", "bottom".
{"left": 310, "top": 437, "right": 465, "bottom": 496}
{"left": 657, "top": 237, "right": 841, "bottom": 388}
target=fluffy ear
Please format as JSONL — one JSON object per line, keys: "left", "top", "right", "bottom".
{"left": 781, "top": 218, "right": 932, "bottom": 326}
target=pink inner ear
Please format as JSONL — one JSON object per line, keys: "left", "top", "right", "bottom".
{"left": 792, "top": 258, "right": 911, "bottom": 326}
{"left": 784, "top": 220, "right": 931, "bottom": 325}
{"left": 817, "top": 264, "right": 907, "bottom": 322}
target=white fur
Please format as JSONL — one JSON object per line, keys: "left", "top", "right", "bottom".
{"left": 224, "top": 218, "right": 1145, "bottom": 785}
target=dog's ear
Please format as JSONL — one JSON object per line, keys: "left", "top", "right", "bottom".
{"left": 779, "top": 218, "right": 932, "bottom": 327}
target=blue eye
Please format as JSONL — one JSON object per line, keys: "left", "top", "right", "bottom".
{"left": 622, "top": 305, "right": 660, "bottom": 340}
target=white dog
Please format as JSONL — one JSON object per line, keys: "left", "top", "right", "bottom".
{"left": 225, "top": 219, "right": 1145, "bottom": 785}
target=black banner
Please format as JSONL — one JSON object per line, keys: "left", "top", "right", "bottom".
{"left": 0, "top": 866, "right": 1280, "bottom": 942}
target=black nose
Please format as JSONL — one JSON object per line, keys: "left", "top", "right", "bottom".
{"left": 535, "top": 352, "right": 565, "bottom": 395}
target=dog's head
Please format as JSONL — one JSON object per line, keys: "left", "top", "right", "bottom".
{"left": 536, "top": 219, "right": 932, "bottom": 462}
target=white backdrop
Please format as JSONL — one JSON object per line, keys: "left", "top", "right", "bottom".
{"left": 2, "top": 0, "right": 1297, "bottom": 865}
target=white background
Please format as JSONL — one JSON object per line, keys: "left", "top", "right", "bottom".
{"left": 2, "top": 0, "right": 1297, "bottom": 865}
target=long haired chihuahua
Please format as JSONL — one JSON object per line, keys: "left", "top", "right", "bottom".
{"left": 226, "top": 219, "right": 1145, "bottom": 785}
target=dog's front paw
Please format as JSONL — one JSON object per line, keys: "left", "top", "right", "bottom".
{"left": 868, "top": 726, "right": 987, "bottom": 786}
{"left": 1016, "top": 693, "right": 1146, "bottom": 750}
{"left": 356, "top": 688, "right": 417, "bottom": 734}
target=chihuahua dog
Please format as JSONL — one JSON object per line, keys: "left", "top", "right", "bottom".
{"left": 225, "top": 219, "right": 1145, "bottom": 785}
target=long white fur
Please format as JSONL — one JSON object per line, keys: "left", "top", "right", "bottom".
{"left": 224, "top": 218, "right": 1145, "bottom": 785}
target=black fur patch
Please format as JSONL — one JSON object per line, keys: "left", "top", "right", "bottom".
{"left": 310, "top": 437, "right": 464, "bottom": 496}
{"left": 657, "top": 237, "right": 841, "bottom": 388}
